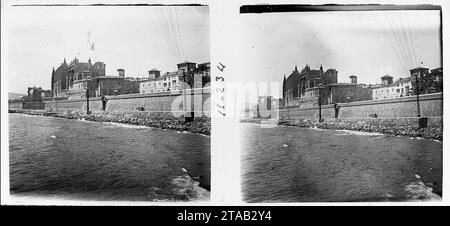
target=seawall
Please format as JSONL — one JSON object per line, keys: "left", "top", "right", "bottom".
{"left": 277, "top": 92, "right": 443, "bottom": 128}
{"left": 9, "top": 88, "right": 211, "bottom": 116}
{"left": 8, "top": 88, "right": 211, "bottom": 135}
{"left": 243, "top": 93, "right": 443, "bottom": 140}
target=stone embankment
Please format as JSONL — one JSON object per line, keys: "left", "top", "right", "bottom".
{"left": 9, "top": 109, "right": 211, "bottom": 136}
{"left": 241, "top": 118, "right": 442, "bottom": 141}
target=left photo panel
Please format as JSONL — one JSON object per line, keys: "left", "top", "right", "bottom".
{"left": 5, "top": 4, "right": 211, "bottom": 202}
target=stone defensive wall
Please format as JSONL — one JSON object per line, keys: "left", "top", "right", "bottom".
{"left": 9, "top": 88, "right": 211, "bottom": 117}
{"left": 275, "top": 93, "right": 443, "bottom": 128}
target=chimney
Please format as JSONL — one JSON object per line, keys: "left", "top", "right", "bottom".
{"left": 117, "top": 69, "right": 125, "bottom": 78}
{"left": 349, "top": 75, "right": 357, "bottom": 84}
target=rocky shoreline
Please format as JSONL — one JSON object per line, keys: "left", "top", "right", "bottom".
{"left": 241, "top": 118, "right": 442, "bottom": 141}
{"left": 9, "top": 109, "right": 211, "bottom": 136}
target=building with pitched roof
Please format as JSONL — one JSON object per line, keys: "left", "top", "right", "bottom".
{"left": 282, "top": 64, "right": 338, "bottom": 107}
{"left": 51, "top": 57, "right": 106, "bottom": 98}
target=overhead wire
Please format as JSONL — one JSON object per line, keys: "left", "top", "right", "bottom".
{"left": 389, "top": 12, "right": 418, "bottom": 71}
{"left": 167, "top": 7, "right": 182, "bottom": 61}
{"left": 156, "top": 7, "right": 186, "bottom": 64}
{"left": 157, "top": 8, "right": 178, "bottom": 63}
{"left": 174, "top": 7, "right": 185, "bottom": 61}
{"left": 390, "top": 20, "right": 411, "bottom": 70}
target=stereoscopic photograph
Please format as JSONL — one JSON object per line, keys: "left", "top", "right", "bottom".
{"left": 5, "top": 4, "right": 210, "bottom": 202}
{"left": 238, "top": 5, "right": 443, "bottom": 202}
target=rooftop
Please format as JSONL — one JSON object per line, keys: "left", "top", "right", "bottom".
{"left": 141, "top": 72, "right": 182, "bottom": 82}
{"left": 96, "top": 76, "right": 124, "bottom": 79}
{"left": 328, "top": 83, "right": 356, "bottom": 86}
{"left": 410, "top": 67, "right": 430, "bottom": 71}
{"left": 395, "top": 77, "right": 411, "bottom": 83}
{"left": 177, "top": 61, "right": 196, "bottom": 65}
{"left": 431, "top": 67, "right": 443, "bottom": 72}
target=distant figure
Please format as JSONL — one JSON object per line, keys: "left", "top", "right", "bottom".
{"left": 334, "top": 103, "right": 340, "bottom": 119}
{"left": 101, "top": 95, "right": 108, "bottom": 111}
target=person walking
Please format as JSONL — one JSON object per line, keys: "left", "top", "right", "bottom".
{"left": 101, "top": 95, "right": 108, "bottom": 111}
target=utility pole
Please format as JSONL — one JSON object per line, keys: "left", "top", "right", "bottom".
{"left": 86, "top": 86, "right": 90, "bottom": 114}
{"left": 182, "top": 69, "right": 187, "bottom": 113}
{"left": 415, "top": 66, "right": 421, "bottom": 118}
{"left": 319, "top": 94, "right": 322, "bottom": 122}
{"left": 86, "top": 79, "right": 91, "bottom": 115}
{"left": 318, "top": 83, "right": 324, "bottom": 123}
{"left": 182, "top": 69, "right": 193, "bottom": 122}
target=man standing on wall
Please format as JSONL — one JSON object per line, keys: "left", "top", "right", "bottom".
{"left": 101, "top": 95, "right": 108, "bottom": 111}
{"left": 334, "top": 103, "right": 340, "bottom": 119}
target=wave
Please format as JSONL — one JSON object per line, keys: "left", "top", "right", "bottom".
{"left": 101, "top": 122, "right": 151, "bottom": 129}
{"left": 171, "top": 168, "right": 210, "bottom": 201}
{"left": 310, "top": 126, "right": 325, "bottom": 131}
{"left": 259, "top": 124, "right": 277, "bottom": 128}
{"left": 103, "top": 122, "right": 210, "bottom": 137}
{"left": 336, "top": 130, "right": 384, "bottom": 136}
{"left": 174, "top": 129, "right": 210, "bottom": 137}
{"left": 76, "top": 118, "right": 97, "bottom": 123}
{"left": 11, "top": 113, "right": 38, "bottom": 117}
{"left": 404, "top": 179, "right": 441, "bottom": 201}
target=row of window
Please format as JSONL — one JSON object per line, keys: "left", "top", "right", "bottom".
{"left": 141, "top": 80, "right": 178, "bottom": 87}
{"left": 141, "top": 88, "right": 176, "bottom": 94}
{"left": 142, "top": 89, "right": 166, "bottom": 94}
{"left": 374, "top": 86, "right": 410, "bottom": 94}
{"left": 374, "top": 93, "right": 408, "bottom": 100}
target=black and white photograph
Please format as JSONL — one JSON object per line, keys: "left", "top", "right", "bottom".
{"left": 3, "top": 3, "right": 211, "bottom": 202}
{"left": 238, "top": 5, "right": 443, "bottom": 202}
{"left": 2, "top": 0, "right": 450, "bottom": 212}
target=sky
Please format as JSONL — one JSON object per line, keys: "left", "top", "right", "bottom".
{"left": 6, "top": 5, "right": 209, "bottom": 93}
{"left": 236, "top": 10, "right": 442, "bottom": 97}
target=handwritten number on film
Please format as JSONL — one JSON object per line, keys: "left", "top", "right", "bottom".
{"left": 216, "top": 63, "right": 226, "bottom": 116}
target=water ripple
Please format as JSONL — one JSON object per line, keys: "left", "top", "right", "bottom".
{"left": 241, "top": 123, "right": 442, "bottom": 202}
{"left": 9, "top": 114, "right": 210, "bottom": 201}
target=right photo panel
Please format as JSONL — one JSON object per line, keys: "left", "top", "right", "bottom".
{"left": 238, "top": 5, "right": 442, "bottom": 202}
